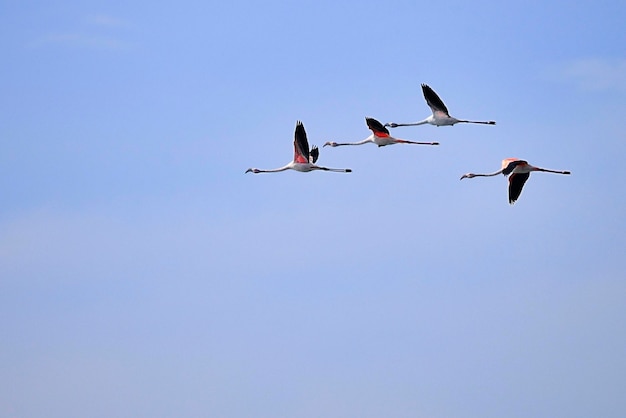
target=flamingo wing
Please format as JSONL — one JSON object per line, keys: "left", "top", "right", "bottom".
{"left": 293, "top": 121, "right": 310, "bottom": 164}
{"left": 421, "top": 84, "right": 450, "bottom": 117}
{"left": 309, "top": 145, "right": 319, "bottom": 163}
{"left": 508, "top": 172, "right": 530, "bottom": 204}
{"left": 365, "top": 117, "right": 390, "bottom": 137}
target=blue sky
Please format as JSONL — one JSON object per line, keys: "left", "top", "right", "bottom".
{"left": 1, "top": 0, "right": 625, "bottom": 417}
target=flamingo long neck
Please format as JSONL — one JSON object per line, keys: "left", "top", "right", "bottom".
{"left": 334, "top": 138, "right": 372, "bottom": 146}
{"left": 256, "top": 165, "right": 290, "bottom": 173}
{"left": 391, "top": 118, "right": 430, "bottom": 127}
{"left": 474, "top": 170, "right": 504, "bottom": 177}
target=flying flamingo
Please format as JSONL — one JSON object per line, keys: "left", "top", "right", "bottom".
{"left": 323, "top": 117, "right": 439, "bottom": 148}
{"left": 460, "top": 158, "right": 571, "bottom": 204}
{"left": 245, "top": 121, "right": 352, "bottom": 174}
{"left": 385, "top": 84, "right": 496, "bottom": 128}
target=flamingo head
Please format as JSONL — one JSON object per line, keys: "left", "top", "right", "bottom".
{"left": 245, "top": 168, "right": 260, "bottom": 174}
{"left": 460, "top": 173, "right": 476, "bottom": 180}
{"left": 323, "top": 141, "right": 338, "bottom": 147}
{"left": 384, "top": 122, "right": 398, "bottom": 128}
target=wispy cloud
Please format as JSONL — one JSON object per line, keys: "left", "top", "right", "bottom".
{"left": 85, "top": 14, "right": 128, "bottom": 28}
{"left": 32, "top": 33, "right": 133, "bottom": 51}
{"left": 557, "top": 58, "right": 626, "bottom": 91}
{"left": 29, "top": 14, "right": 134, "bottom": 51}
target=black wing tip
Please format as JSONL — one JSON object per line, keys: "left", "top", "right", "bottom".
{"left": 420, "top": 83, "right": 449, "bottom": 114}
{"left": 310, "top": 145, "right": 320, "bottom": 163}
{"left": 295, "top": 120, "right": 307, "bottom": 134}
{"left": 508, "top": 193, "right": 521, "bottom": 204}
{"left": 508, "top": 172, "right": 530, "bottom": 205}
{"left": 365, "top": 117, "right": 389, "bottom": 134}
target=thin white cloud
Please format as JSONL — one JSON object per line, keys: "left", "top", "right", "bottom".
{"left": 31, "top": 33, "right": 133, "bottom": 50}
{"left": 85, "top": 14, "right": 128, "bottom": 28}
{"left": 29, "top": 14, "right": 133, "bottom": 51}
{"left": 558, "top": 58, "right": 626, "bottom": 91}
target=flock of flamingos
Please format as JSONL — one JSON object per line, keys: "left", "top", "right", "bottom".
{"left": 245, "top": 84, "right": 571, "bottom": 204}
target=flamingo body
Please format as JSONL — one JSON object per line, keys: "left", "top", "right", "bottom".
{"left": 246, "top": 121, "right": 352, "bottom": 174}
{"left": 460, "top": 158, "right": 571, "bottom": 204}
{"left": 323, "top": 117, "right": 439, "bottom": 148}
{"left": 386, "top": 84, "right": 496, "bottom": 128}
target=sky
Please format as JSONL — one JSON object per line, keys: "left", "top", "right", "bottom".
{"left": 1, "top": 0, "right": 625, "bottom": 417}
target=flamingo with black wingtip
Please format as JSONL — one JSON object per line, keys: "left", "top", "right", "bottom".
{"left": 246, "top": 121, "right": 352, "bottom": 174}
{"left": 323, "top": 117, "right": 439, "bottom": 148}
{"left": 460, "top": 158, "right": 571, "bottom": 204}
{"left": 386, "top": 84, "right": 496, "bottom": 128}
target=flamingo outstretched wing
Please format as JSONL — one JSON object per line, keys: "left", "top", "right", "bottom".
{"left": 421, "top": 84, "right": 450, "bottom": 118}
{"left": 293, "top": 121, "right": 310, "bottom": 164}
{"left": 509, "top": 172, "right": 530, "bottom": 204}
{"left": 309, "top": 145, "right": 319, "bottom": 164}
{"left": 366, "top": 117, "right": 390, "bottom": 138}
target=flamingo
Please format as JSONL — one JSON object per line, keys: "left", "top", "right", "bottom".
{"left": 245, "top": 121, "right": 352, "bottom": 174}
{"left": 323, "top": 117, "right": 439, "bottom": 148}
{"left": 460, "top": 158, "right": 571, "bottom": 204}
{"left": 385, "top": 84, "right": 496, "bottom": 128}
